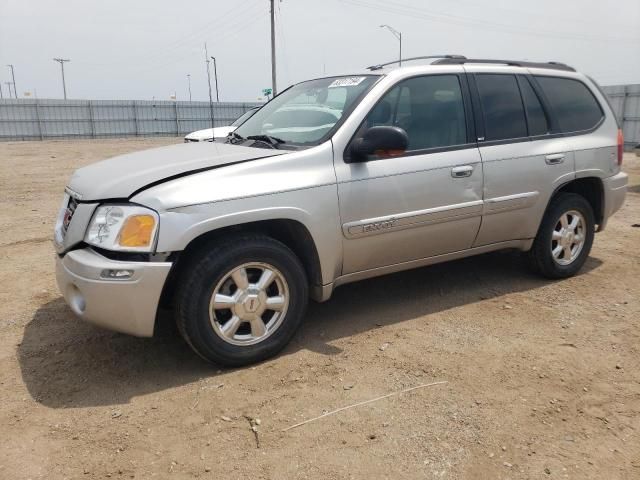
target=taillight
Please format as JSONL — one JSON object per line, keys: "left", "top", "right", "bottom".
{"left": 617, "top": 129, "right": 624, "bottom": 166}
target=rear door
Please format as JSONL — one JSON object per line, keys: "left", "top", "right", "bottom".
{"left": 468, "top": 68, "right": 575, "bottom": 246}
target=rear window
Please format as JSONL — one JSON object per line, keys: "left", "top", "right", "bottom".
{"left": 475, "top": 74, "right": 528, "bottom": 141}
{"left": 535, "top": 76, "right": 603, "bottom": 133}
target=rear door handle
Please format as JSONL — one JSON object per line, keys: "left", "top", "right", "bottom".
{"left": 451, "top": 165, "right": 474, "bottom": 178}
{"left": 545, "top": 153, "right": 565, "bottom": 165}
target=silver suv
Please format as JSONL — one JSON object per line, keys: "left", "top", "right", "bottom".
{"left": 54, "top": 56, "right": 628, "bottom": 366}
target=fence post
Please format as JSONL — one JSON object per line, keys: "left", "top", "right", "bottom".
{"left": 133, "top": 101, "right": 139, "bottom": 136}
{"left": 620, "top": 86, "right": 628, "bottom": 136}
{"left": 35, "top": 98, "right": 44, "bottom": 140}
{"left": 88, "top": 100, "right": 96, "bottom": 138}
{"left": 175, "top": 101, "right": 180, "bottom": 136}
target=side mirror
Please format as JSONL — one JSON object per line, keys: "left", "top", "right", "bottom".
{"left": 349, "top": 126, "right": 409, "bottom": 162}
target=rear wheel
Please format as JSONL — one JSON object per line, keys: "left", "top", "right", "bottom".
{"left": 176, "top": 235, "right": 308, "bottom": 366}
{"left": 527, "top": 193, "right": 595, "bottom": 278}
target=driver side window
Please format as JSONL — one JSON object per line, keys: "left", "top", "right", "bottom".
{"left": 357, "top": 75, "right": 468, "bottom": 155}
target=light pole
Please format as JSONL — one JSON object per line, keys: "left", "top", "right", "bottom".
{"left": 7, "top": 64, "right": 17, "bottom": 98}
{"left": 210, "top": 57, "right": 219, "bottom": 102}
{"left": 379, "top": 24, "right": 402, "bottom": 66}
{"left": 204, "top": 43, "right": 215, "bottom": 130}
{"left": 187, "top": 74, "right": 192, "bottom": 101}
{"left": 270, "top": 0, "right": 277, "bottom": 96}
{"left": 53, "top": 58, "right": 70, "bottom": 99}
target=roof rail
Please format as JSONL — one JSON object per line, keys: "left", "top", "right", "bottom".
{"left": 366, "top": 55, "right": 467, "bottom": 71}
{"left": 432, "top": 57, "right": 575, "bottom": 72}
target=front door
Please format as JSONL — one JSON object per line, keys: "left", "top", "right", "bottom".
{"left": 334, "top": 73, "right": 484, "bottom": 275}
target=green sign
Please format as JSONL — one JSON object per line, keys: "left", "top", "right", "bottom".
{"left": 262, "top": 88, "right": 273, "bottom": 96}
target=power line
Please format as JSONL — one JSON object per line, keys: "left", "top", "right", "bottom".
{"left": 339, "top": 0, "right": 640, "bottom": 43}
{"left": 78, "top": 0, "right": 260, "bottom": 70}
{"left": 107, "top": 9, "right": 268, "bottom": 76}
{"left": 448, "top": 0, "right": 639, "bottom": 30}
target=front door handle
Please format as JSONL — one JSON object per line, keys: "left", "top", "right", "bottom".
{"left": 451, "top": 165, "right": 474, "bottom": 178}
{"left": 545, "top": 153, "right": 565, "bottom": 165}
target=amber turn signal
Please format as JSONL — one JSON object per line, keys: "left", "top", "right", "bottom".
{"left": 118, "top": 215, "right": 156, "bottom": 247}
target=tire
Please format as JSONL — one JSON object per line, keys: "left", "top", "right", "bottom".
{"left": 175, "top": 234, "right": 308, "bottom": 367}
{"left": 527, "top": 192, "right": 595, "bottom": 279}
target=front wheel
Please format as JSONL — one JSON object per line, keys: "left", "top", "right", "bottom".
{"left": 175, "top": 235, "right": 308, "bottom": 366}
{"left": 527, "top": 193, "right": 595, "bottom": 279}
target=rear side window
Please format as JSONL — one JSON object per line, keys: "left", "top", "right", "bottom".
{"left": 475, "top": 74, "right": 527, "bottom": 141}
{"left": 535, "top": 76, "right": 603, "bottom": 132}
{"left": 519, "top": 78, "right": 549, "bottom": 136}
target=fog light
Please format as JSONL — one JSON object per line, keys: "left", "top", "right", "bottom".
{"left": 101, "top": 269, "right": 134, "bottom": 279}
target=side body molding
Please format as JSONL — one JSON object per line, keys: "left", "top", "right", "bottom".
{"left": 342, "top": 200, "right": 484, "bottom": 239}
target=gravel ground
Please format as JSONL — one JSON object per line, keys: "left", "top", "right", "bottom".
{"left": 0, "top": 138, "right": 639, "bottom": 480}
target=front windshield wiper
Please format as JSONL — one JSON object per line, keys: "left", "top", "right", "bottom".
{"left": 246, "top": 134, "right": 286, "bottom": 148}
{"left": 227, "top": 131, "right": 245, "bottom": 143}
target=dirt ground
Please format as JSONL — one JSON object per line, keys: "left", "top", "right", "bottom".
{"left": 0, "top": 138, "right": 639, "bottom": 480}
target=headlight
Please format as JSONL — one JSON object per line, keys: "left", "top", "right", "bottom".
{"left": 85, "top": 205, "right": 159, "bottom": 252}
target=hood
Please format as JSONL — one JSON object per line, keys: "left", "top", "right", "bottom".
{"left": 68, "top": 141, "right": 286, "bottom": 201}
{"left": 185, "top": 126, "right": 236, "bottom": 141}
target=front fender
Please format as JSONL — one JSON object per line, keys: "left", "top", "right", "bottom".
{"left": 155, "top": 186, "right": 342, "bottom": 285}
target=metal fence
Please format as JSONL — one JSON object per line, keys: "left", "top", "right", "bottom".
{"left": 1, "top": 85, "right": 639, "bottom": 146}
{"left": 600, "top": 84, "right": 639, "bottom": 150}
{"left": 0, "top": 99, "right": 261, "bottom": 141}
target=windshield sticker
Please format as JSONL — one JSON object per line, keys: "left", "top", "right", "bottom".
{"left": 328, "top": 77, "right": 367, "bottom": 88}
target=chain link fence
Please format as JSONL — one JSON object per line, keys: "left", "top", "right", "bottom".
{"left": 0, "top": 99, "right": 261, "bottom": 141}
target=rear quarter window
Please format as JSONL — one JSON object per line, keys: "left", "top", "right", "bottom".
{"left": 535, "top": 76, "right": 604, "bottom": 133}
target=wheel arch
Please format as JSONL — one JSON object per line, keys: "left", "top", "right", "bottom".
{"left": 158, "top": 217, "right": 324, "bottom": 318}
{"left": 550, "top": 176, "right": 604, "bottom": 227}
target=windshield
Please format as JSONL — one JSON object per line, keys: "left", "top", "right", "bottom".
{"left": 233, "top": 75, "right": 380, "bottom": 147}
{"left": 231, "top": 108, "right": 258, "bottom": 127}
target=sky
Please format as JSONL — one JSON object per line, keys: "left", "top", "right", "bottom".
{"left": 1, "top": 0, "right": 639, "bottom": 102}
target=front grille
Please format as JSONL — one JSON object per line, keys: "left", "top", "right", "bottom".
{"left": 62, "top": 196, "right": 78, "bottom": 234}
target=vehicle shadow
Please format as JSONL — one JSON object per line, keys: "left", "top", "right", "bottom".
{"left": 18, "top": 250, "right": 602, "bottom": 408}
{"left": 627, "top": 183, "right": 640, "bottom": 194}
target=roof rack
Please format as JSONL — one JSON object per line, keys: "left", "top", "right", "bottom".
{"left": 366, "top": 55, "right": 467, "bottom": 71}
{"left": 431, "top": 57, "right": 575, "bottom": 72}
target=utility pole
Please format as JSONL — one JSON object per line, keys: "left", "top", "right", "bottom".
{"left": 5, "top": 82, "right": 13, "bottom": 98}
{"left": 270, "top": 0, "right": 277, "bottom": 96}
{"left": 204, "top": 43, "right": 215, "bottom": 131}
{"left": 7, "top": 64, "right": 17, "bottom": 98}
{"left": 380, "top": 25, "right": 402, "bottom": 66}
{"left": 187, "top": 74, "right": 192, "bottom": 101}
{"left": 53, "top": 58, "right": 70, "bottom": 99}
{"left": 210, "top": 57, "right": 220, "bottom": 102}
